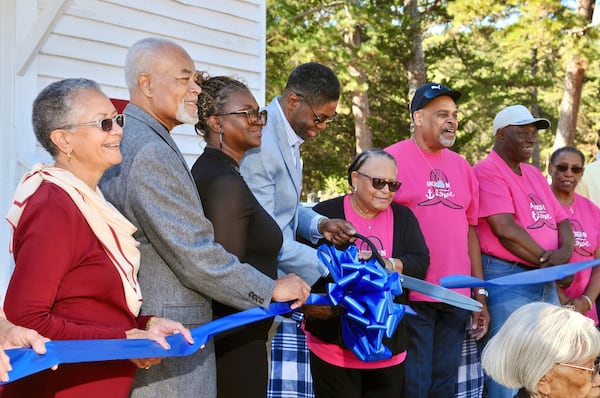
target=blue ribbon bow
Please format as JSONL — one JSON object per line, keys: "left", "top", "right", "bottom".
{"left": 317, "top": 243, "right": 407, "bottom": 362}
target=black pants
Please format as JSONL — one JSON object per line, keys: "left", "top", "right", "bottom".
{"left": 215, "top": 319, "right": 271, "bottom": 398}
{"left": 310, "top": 351, "right": 405, "bottom": 398}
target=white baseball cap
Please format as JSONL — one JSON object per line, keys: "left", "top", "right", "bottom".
{"left": 493, "top": 105, "right": 550, "bottom": 136}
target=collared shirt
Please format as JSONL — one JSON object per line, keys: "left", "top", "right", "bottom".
{"left": 275, "top": 98, "right": 304, "bottom": 169}
{"left": 274, "top": 97, "right": 325, "bottom": 244}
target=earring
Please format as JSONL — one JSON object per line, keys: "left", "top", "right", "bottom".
{"left": 219, "top": 130, "right": 223, "bottom": 149}
{"left": 352, "top": 185, "right": 357, "bottom": 192}
{"left": 67, "top": 151, "right": 72, "bottom": 162}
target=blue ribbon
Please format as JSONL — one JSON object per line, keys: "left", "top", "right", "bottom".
{"left": 440, "top": 259, "right": 600, "bottom": 288}
{"left": 2, "top": 295, "right": 331, "bottom": 384}
{"left": 317, "top": 244, "right": 407, "bottom": 362}
{"left": 5, "top": 242, "right": 411, "bottom": 382}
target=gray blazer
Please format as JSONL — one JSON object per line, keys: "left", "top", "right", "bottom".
{"left": 100, "top": 104, "right": 275, "bottom": 398}
{"left": 241, "top": 97, "right": 328, "bottom": 286}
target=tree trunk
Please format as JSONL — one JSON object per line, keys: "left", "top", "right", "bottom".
{"left": 405, "top": 0, "right": 426, "bottom": 99}
{"left": 531, "top": 48, "right": 541, "bottom": 169}
{"left": 554, "top": 57, "right": 586, "bottom": 150}
{"left": 343, "top": 5, "right": 372, "bottom": 153}
{"left": 349, "top": 64, "right": 372, "bottom": 153}
{"left": 553, "top": 0, "right": 594, "bottom": 150}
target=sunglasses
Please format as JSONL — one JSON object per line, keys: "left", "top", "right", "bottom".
{"left": 217, "top": 108, "right": 268, "bottom": 126}
{"left": 356, "top": 171, "right": 402, "bottom": 192}
{"left": 294, "top": 93, "right": 337, "bottom": 125}
{"left": 555, "top": 164, "right": 584, "bottom": 174}
{"left": 61, "top": 114, "right": 125, "bottom": 133}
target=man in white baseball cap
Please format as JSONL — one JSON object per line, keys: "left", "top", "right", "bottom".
{"left": 492, "top": 104, "right": 550, "bottom": 136}
{"left": 474, "top": 104, "right": 573, "bottom": 398}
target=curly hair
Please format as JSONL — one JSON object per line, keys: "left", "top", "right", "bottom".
{"left": 194, "top": 72, "right": 251, "bottom": 137}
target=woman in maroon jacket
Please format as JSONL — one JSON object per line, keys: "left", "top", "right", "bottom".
{"left": 1, "top": 78, "right": 193, "bottom": 397}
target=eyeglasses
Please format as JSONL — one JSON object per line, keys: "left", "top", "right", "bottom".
{"left": 555, "top": 164, "right": 584, "bottom": 174}
{"left": 558, "top": 362, "right": 600, "bottom": 380}
{"left": 294, "top": 93, "right": 337, "bottom": 125}
{"left": 217, "top": 108, "right": 268, "bottom": 126}
{"left": 61, "top": 114, "right": 125, "bottom": 133}
{"left": 355, "top": 171, "right": 401, "bottom": 192}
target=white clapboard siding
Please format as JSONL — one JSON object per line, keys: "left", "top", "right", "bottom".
{"left": 33, "top": 0, "right": 264, "bottom": 168}
{"left": 0, "top": 0, "right": 265, "bottom": 297}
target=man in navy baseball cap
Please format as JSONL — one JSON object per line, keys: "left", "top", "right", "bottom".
{"left": 410, "top": 82, "right": 462, "bottom": 117}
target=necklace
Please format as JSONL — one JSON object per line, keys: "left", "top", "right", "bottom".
{"left": 350, "top": 194, "right": 378, "bottom": 229}
{"left": 412, "top": 136, "right": 445, "bottom": 188}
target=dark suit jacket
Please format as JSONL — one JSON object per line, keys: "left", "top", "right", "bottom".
{"left": 100, "top": 104, "right": 275, "bottom": 398}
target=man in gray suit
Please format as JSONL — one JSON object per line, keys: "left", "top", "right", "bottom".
{"left": 100, "top": 37, "right": 310, "bottom": 398}
{"left": 240, "top": 62, "right": 355, "bottom": 397}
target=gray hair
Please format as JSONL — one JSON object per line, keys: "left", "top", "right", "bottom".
{"left": 32, "top": 78, "right": 102, "bottom": 157}
{"left": 482, "top": 302, "right": 600, "bottom": 393}
{"left": 347, "top": 149, "right": 396, "bottom": 187}
{"left": 124, "top": 37, "right": 179, "bottom": 90}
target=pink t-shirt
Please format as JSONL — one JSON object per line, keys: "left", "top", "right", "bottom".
{"left": 304, "top": 195, "right": 406, "bottom": 369}
{"left": 344, "top": 195, "right": 394, "bottom": 259}
{"left": 385, "top": 139, "right": 478, "bottom": 300}
{"left": 561, "top": 194, "right": 600, "bottom": 324}
{"left": 474, "top": 150, "right": 568, "bottom": 266}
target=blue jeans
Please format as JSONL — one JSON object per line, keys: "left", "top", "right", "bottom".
{"left": 482, "top": 254, "right": 559, "bottom": 398}
{"left": 403, "top": 302, "right": 470, "bottom": 398}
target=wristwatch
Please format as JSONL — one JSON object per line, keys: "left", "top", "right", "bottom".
{"left": 473, "top": 288, "right": 488, "bottom": 297}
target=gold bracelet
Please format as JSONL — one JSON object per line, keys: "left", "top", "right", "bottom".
{"left": 145, "top": 317, "right": 156, "bottom": 331}
{"left": 581, "top": 295, "right": 593, "bottom": 311}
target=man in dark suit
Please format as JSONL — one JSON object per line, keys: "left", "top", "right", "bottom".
{"left": 241, "top": 62, "right": 355, "bottom": 397}
{"left": 100, "top": 37, "right": 310, "bottom": 398}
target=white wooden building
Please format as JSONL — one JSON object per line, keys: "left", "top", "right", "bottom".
{"left": 0, "top": 0, "right": 267, "bottom": 297}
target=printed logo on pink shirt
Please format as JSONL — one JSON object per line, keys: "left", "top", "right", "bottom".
{"left": 571, "top": 219, "right": 593, "bottom": 257}
{"left": 526, "top": 194, "right": 557, "bottom": 230}
{"left": 418, "top": 169, "right": 463, "bottom": 209}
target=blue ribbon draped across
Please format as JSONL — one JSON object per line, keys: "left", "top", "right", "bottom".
{"left": 4, "top": 243, "right": 412, "bottom": 382}
{"left": 2, "top": 295, "right": 331, "bottom": 384}
{"left": 316, "top": 243, "right": 407, "bottom": 362}
{"left": 440, "top": 259, "right": 600, "bottom": 288}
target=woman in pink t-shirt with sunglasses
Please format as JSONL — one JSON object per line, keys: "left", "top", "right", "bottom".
{"left": 549, "top": 146, "right": 600, "bottom": 324}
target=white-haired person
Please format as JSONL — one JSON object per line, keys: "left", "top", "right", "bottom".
{"left": 482, "top": 302, "right": 600, "bottom": 398}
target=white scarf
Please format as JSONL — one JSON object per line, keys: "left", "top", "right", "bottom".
{"left": 6, "top": 164, "right": 142, "bottom": 316}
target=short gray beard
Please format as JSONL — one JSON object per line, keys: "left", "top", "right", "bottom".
{"left": 440, "top": 134, "right": 456, "bottom": 148}
{"left": 176, "top": 101, "right": 199, "bottom": 125}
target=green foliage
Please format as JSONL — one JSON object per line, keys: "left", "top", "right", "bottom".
{"left": 266, "top": 0, "right": 600, "bottom": 198}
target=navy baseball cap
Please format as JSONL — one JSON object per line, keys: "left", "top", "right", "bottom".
{"left": 410, "top": 83, "right": 461, "bottom": 116}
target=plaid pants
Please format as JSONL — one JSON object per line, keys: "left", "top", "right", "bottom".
{"left": 268, "top": 314, "right": 314, "bottom": 398}
{"left": 454, "top": 333, "right": 484, "bottom": 398}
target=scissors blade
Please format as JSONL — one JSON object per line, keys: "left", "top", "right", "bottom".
{"left": 399, "top": 274, "right": 483, "bottom": 312}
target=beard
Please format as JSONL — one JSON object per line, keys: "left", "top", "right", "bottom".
{"left": 176, "top": 100, "right": 199, "bottom": 125}
{"left": 439, "top": 134, "right": 456, "bottom": 148}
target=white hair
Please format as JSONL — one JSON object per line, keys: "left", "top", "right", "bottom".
{"left": 124, "top": 37, "right": 180, "bottom": 90}
{"left": 482, "top": 302, "right": 600, "bottom": 393}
